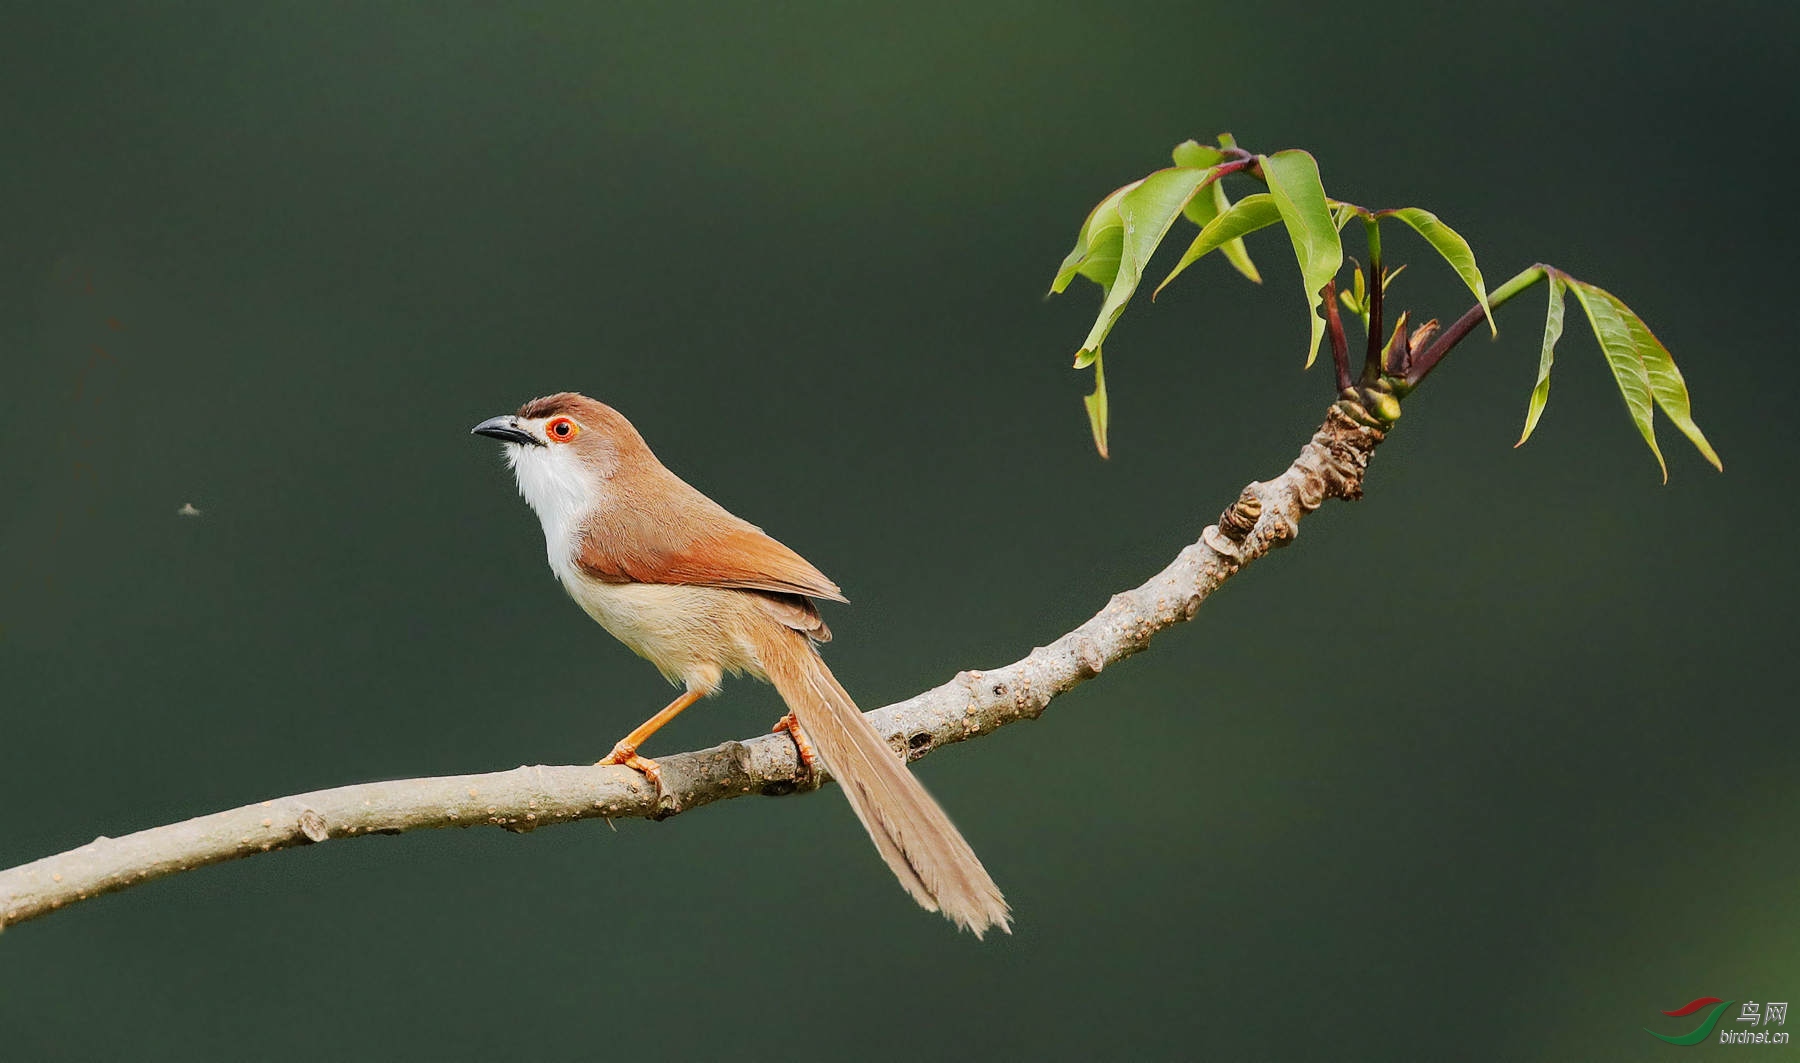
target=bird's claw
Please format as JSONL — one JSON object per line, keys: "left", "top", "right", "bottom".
{"left": 598, "top": 743, "right": 663, "bottom": 792}
{"left": 771, "top": 713, "right": 820, "bottom": 788}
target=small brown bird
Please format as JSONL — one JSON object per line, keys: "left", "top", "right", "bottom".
{"left": 472, "top": 392, "right": 1010, "bottom": 937}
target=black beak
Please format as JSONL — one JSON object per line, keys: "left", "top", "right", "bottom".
{"left": 470, "top": 415, "right": 541, "bottom": 446}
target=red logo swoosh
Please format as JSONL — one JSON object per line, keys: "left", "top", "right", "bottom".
{"left": 1662, "top": 996, "right": 1724, "bottom": 1017}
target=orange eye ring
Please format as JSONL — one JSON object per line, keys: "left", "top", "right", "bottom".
{"left": 546, "top": 417, "right": 579, "bottom": 442}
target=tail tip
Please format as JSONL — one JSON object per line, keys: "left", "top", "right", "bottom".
{"left": 952, "top": 899, "right": 1013, "bottom": 941}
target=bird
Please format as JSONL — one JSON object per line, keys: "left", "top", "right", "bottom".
{"left": 471, "top": 392, "right": 1010, "bottom": 937}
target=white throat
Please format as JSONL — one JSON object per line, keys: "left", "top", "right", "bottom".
{"left": 506, "top": 444, "right": 596, "bottom": 583}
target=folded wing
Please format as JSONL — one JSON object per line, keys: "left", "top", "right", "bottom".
{"left": 575, "top": 466, "right": 846, "bottom": 604}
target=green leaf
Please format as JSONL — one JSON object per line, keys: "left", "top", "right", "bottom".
{"left": 1567, "top": 279, "right": 1661, "bottom": 477}
{"left": 1050, "top": 180, "right": 1138, "bottom": 295}
{"left": 1619, "top": 286, "right": 1720, "bottom": 470}
{"left": 1171, "top": 139, "right": 1225, "bottom": 169}
{"left": 1180, "top": 180, "right": 1262, "bottom": 284}
{"left": 1515, "top": 273, "right": 1565, "bottom": 446}
{"left": 1210, "top": 182, "right": 1262, "bottom": 284}
{"left": 1382, "top": 207, "right": 1494, "bottom": 335}
{"left": 1629, "top": 314, "right": 1722, "bottom": 473}
{"left": 1260, "top": 150, "right": 1344, "bottom": 367}
{"left": 1565, "top": 278, "right": 1721, "bottom": 480}
{"left": 1084, "top": 352, "right": 1110, "bottom": 458}
{"left": 1155, "top": 192, "right": 1279, "bottom": 297}
{"left": 1071, "top": 225, "right": 1124, "bottom": 291}
{"left": 1329, "top": 200, "right": 1371, "bottom": 234}
{"left": 1340, "top": 265, "right": 1369, "bottom": 332}
{"left": 1067, "top": 166, "right": 1217, "bottom": 364}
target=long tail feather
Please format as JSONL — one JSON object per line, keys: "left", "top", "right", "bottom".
{"left": 760, "top": 633, "right": 1011, "bottom": 938}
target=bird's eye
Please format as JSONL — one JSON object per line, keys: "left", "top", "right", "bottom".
{"left": 547, "top": 418, "right": 578, "bottom": 441}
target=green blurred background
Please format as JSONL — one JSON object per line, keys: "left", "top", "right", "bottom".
{"left": 2, "top": 3, "right": 1793, "bottom": 1059}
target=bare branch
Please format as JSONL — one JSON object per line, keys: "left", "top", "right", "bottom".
{"left": 0, "top": 406, "right": 1386, "bottom": 931}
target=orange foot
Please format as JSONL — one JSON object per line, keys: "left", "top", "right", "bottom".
{"left": 771, "top": 713, "right": 820, "bottom": 785}
{"left": 597, "top": 742, "right": 663, "bottom": 791}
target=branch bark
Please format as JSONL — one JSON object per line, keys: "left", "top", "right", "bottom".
{"left": 0, "top": 405, "right": 1386, "bottom": 931}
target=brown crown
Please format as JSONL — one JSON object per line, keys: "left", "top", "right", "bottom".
{"left": 516, "top": 392, "right": 589, "bottom": 420}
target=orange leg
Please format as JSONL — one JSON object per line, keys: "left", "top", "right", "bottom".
{"left": 772, "top": 712, "right": 820, "bottom": 784}
{"left": 598, "top": 689, "right": 706, "bottom": 789}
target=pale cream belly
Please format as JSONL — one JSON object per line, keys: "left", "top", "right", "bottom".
{"left": 561, "top": 577, "right": 765, "bottom": 689}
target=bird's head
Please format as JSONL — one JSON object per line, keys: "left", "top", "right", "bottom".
{"left": 471, "top": 392, "right": 650, "bottom": 555}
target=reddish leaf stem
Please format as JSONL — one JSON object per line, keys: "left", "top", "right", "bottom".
{"left": 1403, "top": 301, "right": 1480, "bottom": 385}
{"left": 1321, "top": 280, "right": 1352, "bottom": 392}
{"left": 1365, "top": 263, "right": 1386, "bottom": 381}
